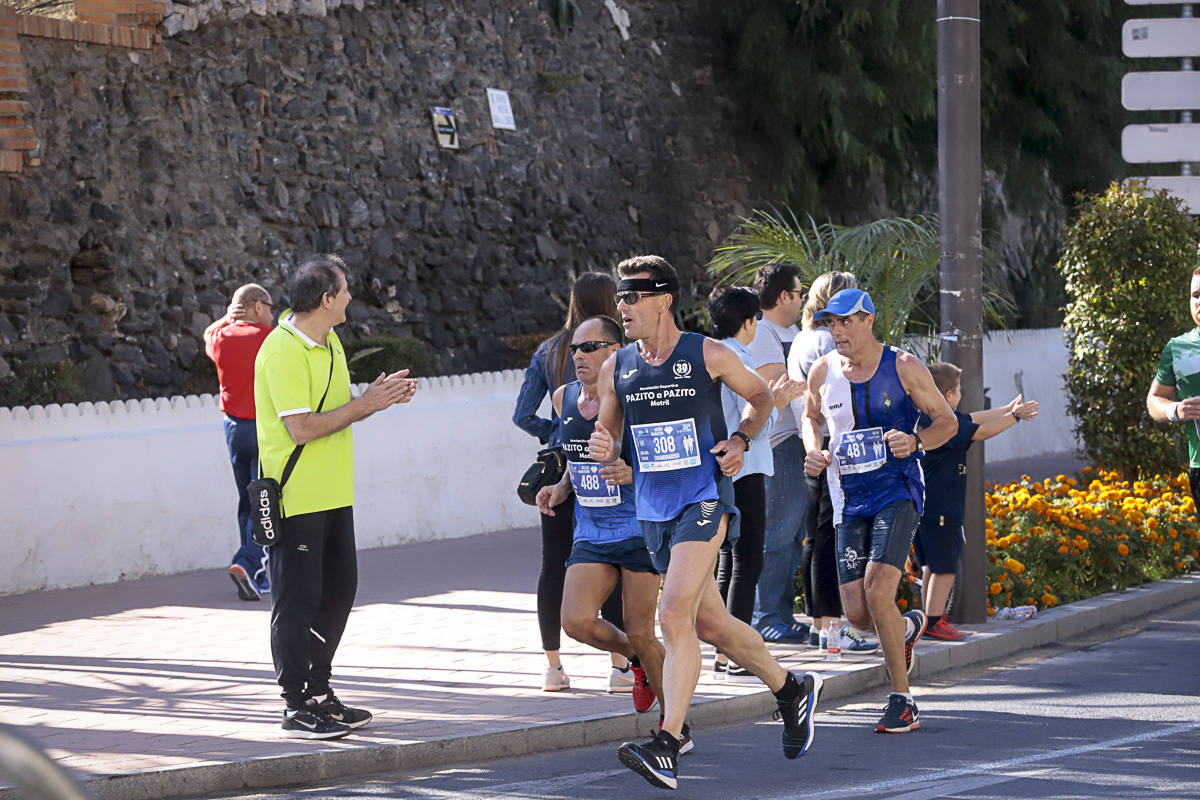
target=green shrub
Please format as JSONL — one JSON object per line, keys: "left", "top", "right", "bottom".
{"left": 0, "top": 360, "right": 86, "bottom": 408}
{"left": 343, "top": 335, "right": 437, "bottom": 384}
{"left": 1061, "top": 181, "right": 1200, "bottom": 479}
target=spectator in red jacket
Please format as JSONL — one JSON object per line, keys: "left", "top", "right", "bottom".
{"left": 204, "top": 284, "right": 275, "bottom": 601}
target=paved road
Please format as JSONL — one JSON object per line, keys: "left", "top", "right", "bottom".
{"left": 201, "top": 598, "right": 1200, "bottom": 800}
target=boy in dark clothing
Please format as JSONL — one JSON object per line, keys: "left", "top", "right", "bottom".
{"left": 917, "top": 363, "right": 1040, "bottom": 640}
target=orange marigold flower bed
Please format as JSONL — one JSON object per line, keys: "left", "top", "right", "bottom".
{"left": 976, "top": 469, "right": 1197, "bottom": 613}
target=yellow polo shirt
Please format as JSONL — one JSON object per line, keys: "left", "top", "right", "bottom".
{"left": 253, "top": 316, "right": 354, "bottom": 515}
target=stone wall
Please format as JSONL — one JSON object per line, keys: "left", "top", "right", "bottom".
{"left": 0, "top": 0, "right": 765, "bottom": 399}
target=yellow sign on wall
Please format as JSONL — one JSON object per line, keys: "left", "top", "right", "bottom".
{"left": 431, "top": 107, "right": 459, "bottom": 149}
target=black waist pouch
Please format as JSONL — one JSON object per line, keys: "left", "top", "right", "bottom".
{"left": 248, "top": 477, "right": 285, "bottom": 547}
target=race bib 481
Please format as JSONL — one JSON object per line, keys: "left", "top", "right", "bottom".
{"left": 835, "top": 427, "right": 887, "bottom": 475}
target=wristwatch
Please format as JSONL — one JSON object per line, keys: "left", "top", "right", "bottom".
{"left": 912, "top": 432, "right": 924, "bottom": 453}
{"left": 731, "top": 430, "right": 752, "bottom": 451}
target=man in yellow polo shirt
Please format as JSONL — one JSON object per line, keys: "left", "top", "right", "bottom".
{"left": 255, "top": 254, "right": 417, "bottom": 740}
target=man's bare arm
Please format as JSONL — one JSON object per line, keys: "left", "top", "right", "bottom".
{"left": 895, "top": 352, "right": 956, "bottom": 452}
{"left": 283, "top": 372, "right": 415, "bottom": 445}
{"left": 1147, "top": 380, "right": 1200, "bottom": 421}
{"left": 706, "top": 338, "right": 773, "bottom": 439}
{"left": 588, "top": 354, "right": 625, "bottom": 464}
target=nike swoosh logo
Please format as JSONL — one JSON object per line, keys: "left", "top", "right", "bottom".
{"left": 327, "top": 712, "right": 345, "bottom": 721}
{"left": 655, "top": 282, "right": 668, "bottom": 288}
{"left": 292, "top": 717, "right": 317, "bottom": 730}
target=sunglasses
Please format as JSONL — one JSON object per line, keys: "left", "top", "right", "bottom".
{"left": 569, "top": 340, "right": 617, "bottom": 354}
{"left": 615, "top": 291, "right": 666, "bottom": 306}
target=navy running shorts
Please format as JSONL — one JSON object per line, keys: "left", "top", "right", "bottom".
{"left": 913, "top": 521, "right": 964, "bottom": 574}
{"left": 638, "top": 478, "right": 741, "bottom": 573}
{"left": 835, "top": 499, "right": 919, "bottom": 585}
{"left": 565, "top": 535, "right": 660, "bottom": 574}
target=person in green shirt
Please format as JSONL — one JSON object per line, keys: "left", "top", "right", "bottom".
{"left": 256, "top": 254, "right": 417, "bottom": 740}
{"left": 1148, "top": 267, "right": 1200, "bottom": 500}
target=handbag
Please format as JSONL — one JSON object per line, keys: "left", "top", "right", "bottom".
{"left": 517, "top": 447, "right": 567, "bottom": 506}
{"left": 248, "top": 340, "right": 335, "bottom": 547}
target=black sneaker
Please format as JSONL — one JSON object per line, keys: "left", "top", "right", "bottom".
{"left": 876, "top": 693, "right": 920, "bottom": 733}
{"left": 305, "top": 692, "right": 373, "bottom": 729}
{"left": 902, "top": 610, "right": 928, "bottom": 675}
{"left": 773, "top": 671, "right": 823, "bottom": 759}
{"left": 280, "top": 708, "right": 351, "bottom": 740}
{"left": 617, "top": 732, "right": 679, "bottom": 790}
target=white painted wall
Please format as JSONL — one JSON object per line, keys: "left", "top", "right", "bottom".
{"left": 0, "top": 328, "right": 1077, "bottom": 595}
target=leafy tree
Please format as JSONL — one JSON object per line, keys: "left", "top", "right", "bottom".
{"left": 1061, "top": 182, "right": 1200, "bottom": 479}
{"left": 707, "top": 209, "right": 1012, "bottom": 347}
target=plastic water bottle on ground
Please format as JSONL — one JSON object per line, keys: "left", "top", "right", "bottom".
{"left": 994, "top": 605, "right": 1037, "bottom": 622}
{"left": 825, "top": 622, "right": 842, "bottom": 662}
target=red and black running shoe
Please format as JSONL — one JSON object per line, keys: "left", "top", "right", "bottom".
{"left": 876, "top": 693, "right": 920, "bottom": 734}
{"left": 631, "top": 663, "right": 658, "bottom": 713}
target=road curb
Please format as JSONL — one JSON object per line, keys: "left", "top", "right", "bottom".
{"left": 13, "top": 574, "right": 1200, "bottom": 800}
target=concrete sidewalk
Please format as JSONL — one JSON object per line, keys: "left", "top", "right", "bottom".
{"left": 2, "top": 520, "right": 1197, "bottom": 800}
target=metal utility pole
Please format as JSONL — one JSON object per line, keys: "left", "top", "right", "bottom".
{"left": 937, "top": 0, "right": 986, "bottom": 623}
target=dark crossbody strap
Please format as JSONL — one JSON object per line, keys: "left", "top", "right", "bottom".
{"left": 277, "top": 328, "right": 336, "bottom": 490}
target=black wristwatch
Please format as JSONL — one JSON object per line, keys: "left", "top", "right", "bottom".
{"left": 912, "top": 432, "right": 924, "bottom": 453}
{"left": 731, "top": 430, "right": 752, "bottom": 451}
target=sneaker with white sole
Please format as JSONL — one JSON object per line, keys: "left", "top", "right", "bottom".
{"left": 618, "top": 731, "right": 679, "bottom": 789}
{"left": 631, "top": 663, "right": 657, "bottom": 713}
{"left": 774, "top": 671, "right": 823, "bottom": 759}
{"left": 608, "top": 665, "right": 635, "bottom": 693}
{"left": 902, "top": 610, "right": 927, "bottom": 674}
{"left": 305, "top": 692, "right": 372, "bottom": 729}
{"left": 725, "top": 664, "right": 758, "bottom": 684}
{"left": 542, "top": 665, "right": 570, "bottom": 691}
{"left": 280, "top": 708, "right": 350, "bottom": 740}
{"left": 836, "top": 626, "right": 879, "bottom": 655}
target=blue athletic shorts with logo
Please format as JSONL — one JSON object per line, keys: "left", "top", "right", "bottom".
{"left": 565, "top": 535, "right": 660, "bottom": 574}
{"left": 638, "top": 477, "right": 741, "bottom": 573}
{"left": 913, "top": 520, "right": 964, "bottom": 574}
{"left": 835, "top": 499, "right": 919, "bottom": 585}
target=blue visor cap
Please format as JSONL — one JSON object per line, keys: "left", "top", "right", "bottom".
{"left": 813, "top": 288, "right": 875, "bottom": 321}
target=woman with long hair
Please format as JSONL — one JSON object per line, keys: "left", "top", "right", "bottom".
{"left": 707, "top": 286, "right": 777, "bottom": 679}
{"left": 513, "top": 272, "right": 628, "bottom": 691}
{"left": 789, "top": 271, "right": 877, "bottom": 655}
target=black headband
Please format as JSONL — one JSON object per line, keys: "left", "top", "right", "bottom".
{"left": 617, "top": 277, "right": 679, "bottom": 294}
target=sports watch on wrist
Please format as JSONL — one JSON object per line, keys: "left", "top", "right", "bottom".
{"left": 912, "top": 432, "right": 924, "bottom": 453}
{"left": 731, "top": 430, "right": 752, "bottom": 451}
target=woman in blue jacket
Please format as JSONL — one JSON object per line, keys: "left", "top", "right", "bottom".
{"left": 514, "top": 272, "right": 627, "bottom": 691}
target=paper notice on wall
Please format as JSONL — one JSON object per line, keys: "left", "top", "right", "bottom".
{"left": 486, "top": 89, "right": 516, "bottom": 131}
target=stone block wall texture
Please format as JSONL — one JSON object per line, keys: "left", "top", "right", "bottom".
{"left": 0, "top": 0, "right": 765, "bottom": 399}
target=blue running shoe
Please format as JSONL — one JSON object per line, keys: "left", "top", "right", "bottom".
{"left": 774, "top": 671, "right": 823, "bottom": 759}
{"left": 757, "top": 622, "right": 810, "bottom": 643}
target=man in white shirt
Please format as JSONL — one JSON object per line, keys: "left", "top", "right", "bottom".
{"left": 747, "top": 264, "right": 811, "bottom": 642}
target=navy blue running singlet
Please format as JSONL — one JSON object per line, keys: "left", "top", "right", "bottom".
{"left": 613, "top": 333, "right": 728, "bottom": 521}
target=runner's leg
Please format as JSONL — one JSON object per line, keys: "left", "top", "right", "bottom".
{"left": 621, "top": 568, "right": 667, "bottom": 704}
{"left": 695, "top": 570, "right": 787, "bottom": 692}
{"left": 864, "top": 560, "right": 907, "bottom": 693}
{"left": 561, "top": 563, "right": 630, "bottom": 658}
{"left": 656, "top": 531, "right": 724, "bottom": 739}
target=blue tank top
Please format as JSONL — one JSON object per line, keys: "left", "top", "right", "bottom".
{"left": 559, "top": 381, "right": 643, "bottom": 544}
{"left": 614, "top": 332, "right": 727, "bottom": 521}
{"left": 819, "top": 346, "right": 925, "bottom": 523}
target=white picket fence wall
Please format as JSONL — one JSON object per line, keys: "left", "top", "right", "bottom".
{"left": 0, "top": 328, "right": 1077, "bottom": 595}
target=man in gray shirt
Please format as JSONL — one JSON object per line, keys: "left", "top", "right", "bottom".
{"left": 747, "top": 264, "right": 811, "bottom": 642}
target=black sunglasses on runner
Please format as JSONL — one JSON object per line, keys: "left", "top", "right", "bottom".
{"left": 615, "top": 290, "right": 666, "bottom": 306}
{"left": 569, "top": 340, "right": 617, "bottom": 354}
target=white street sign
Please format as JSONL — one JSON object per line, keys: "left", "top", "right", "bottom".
{"left": 1123, "top": 72, "right": 1200, "bottom": 110}
{"left": 486, "top": 88, "right": 517, "bottom": 131}
{"left": 1122, "top": 124, "right": 1200, "bottom": 163}
{"left": 1122, "top": 19, "right": 1200, "bottom": 58}
{"left": 1135, "top": 176, "right": 1200, "bottom": 214}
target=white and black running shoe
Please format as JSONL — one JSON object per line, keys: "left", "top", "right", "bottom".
{"left": 617, "top": 732, "right": 679, "bottom": 790}
{"left": 280, "top": 708, "right": 351, "bottom": 740}
{"left": 305, "top": 692, "right": 372, "bottom": 729}
{"left": 774, "top": 671, "right": 823, "bottom": 759}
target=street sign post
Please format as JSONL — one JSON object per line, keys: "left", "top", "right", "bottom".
{"left": 1122, "top": 72, "right": 1200, "bottom": 110}
{"left": 1122, "top": 124, "right": 1200, "bottom": 163}
{"left": 1122, "top": 18, "right": 1200, "bottom": 58}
